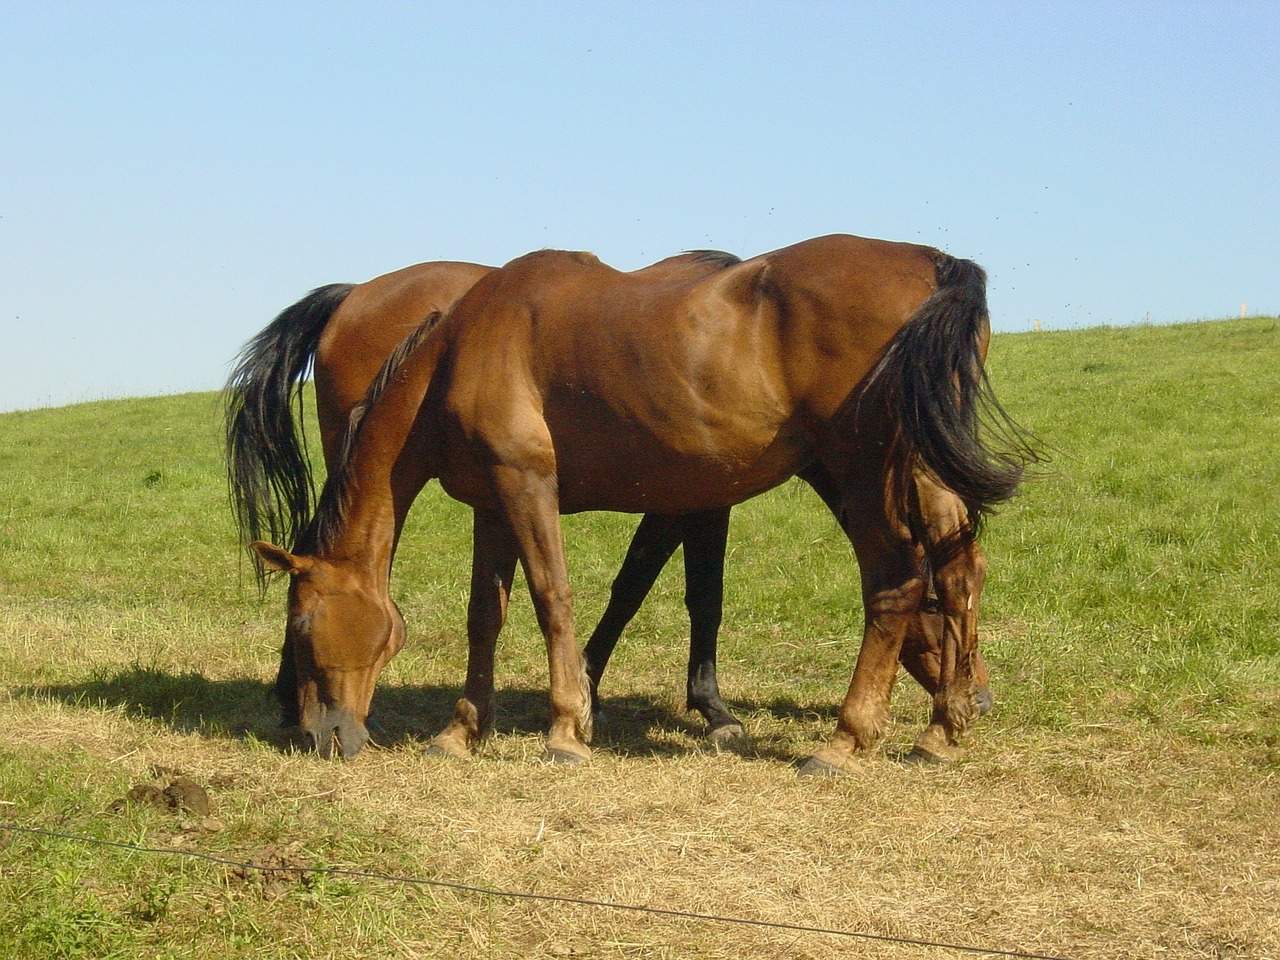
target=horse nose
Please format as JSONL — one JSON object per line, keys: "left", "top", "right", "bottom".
{"left": 334, "top": 710, "right": 370, "bottom": 759}
{"left": 303, "top": 705, "right": 369, "bottom": 760}
{"left": 975, "top": 683, "right": 994, "bottom": 717}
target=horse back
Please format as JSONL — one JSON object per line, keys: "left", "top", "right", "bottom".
{"left": 740, "top": 234, "right": 944, "bottom": 423}
{"left": 429, "top": 237, "right": 952, "bottom": 514}
{"left": 314, "top": 261, "right": 493, "bottom": 462}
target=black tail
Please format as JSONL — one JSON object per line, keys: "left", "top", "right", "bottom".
{"left": 868, "top": 254, "right": 1042, "bottom": 530}
{"left": 223, "top": 283, "right": 355, "bottom": 585}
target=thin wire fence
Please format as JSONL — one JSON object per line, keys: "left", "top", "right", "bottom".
{"left": 2, "top": 821, "right": 1076, "bottom": 960}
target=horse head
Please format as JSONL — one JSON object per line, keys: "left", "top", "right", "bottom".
{"left": 252, "top": 541, "right": 405, "bottom": 759}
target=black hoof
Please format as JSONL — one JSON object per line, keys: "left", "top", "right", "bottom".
{"left": 542, "top": 747, "right": 589, "bottom": 766}
{"left": 707, "top": 722, "right": 748, "bottom": 744}
{"left": 797, "top": 756, "right": 851, "bottom": 778}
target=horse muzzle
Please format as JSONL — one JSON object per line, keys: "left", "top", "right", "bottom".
{"left": 301, "top": 704, "right": 370, "bottom": 760}
{"left": 975, "top": 682, "right": 994, "bottom": 717}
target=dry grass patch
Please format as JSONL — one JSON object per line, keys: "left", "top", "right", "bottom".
{"left": 3, "top": 690, "right": 1277, "bottom": 959}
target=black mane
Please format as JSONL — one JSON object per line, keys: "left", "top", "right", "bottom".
{"left": 684, "top": 249, "right": 742, "bottom": 268}
{"left": 302, "top": 311, "right": 441, "bottom": 555}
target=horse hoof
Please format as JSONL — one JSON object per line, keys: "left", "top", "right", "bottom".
{"left": 905, "top": 747, "right": 947, "bottom": 765}
{"left": 905, "top": 741, "right": 964, "bottom": 765}
{"left": 542, "top": 747, "right": 589, "bottom": 766}
{"left": 424, "top": 738, "right": 469, "bottom": 761}
{"left": 707, "top": 723, "right": 748, "bottom": 744}
{"left": 797, "top": 756, "right": 851, "bottom": 778}
{"left": 907, "top": 724, "right": 965, "bottom": 765}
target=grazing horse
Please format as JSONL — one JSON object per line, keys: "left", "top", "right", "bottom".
{"left": 248, "top": 235, "right": 1033, "bottom": 773}
{"left": 225, "top": 256, "right": 751, "bottom": 737}
{"left": 225, "top": 257, "right": 993, "bottom": 747}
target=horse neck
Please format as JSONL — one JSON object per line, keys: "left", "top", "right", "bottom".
{"left": 321, "top": 335, "right": 445, "bottom": 579}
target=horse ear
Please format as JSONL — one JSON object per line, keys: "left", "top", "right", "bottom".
{"left": 251, "top": 541, "right": 311, "bottom": 576}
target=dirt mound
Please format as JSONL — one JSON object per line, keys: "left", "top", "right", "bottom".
{"left": 224, "top": 841, "right": 314, "bottom": 900}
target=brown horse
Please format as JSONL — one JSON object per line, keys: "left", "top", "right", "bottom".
{"left": 225, "top": 258, "right": 992, "bottom": 746}
{"left": 248, "top": 235, "right": 1033, "bottom": 773}
{"left": 226, "top": 257, "right": 754, "bottom": 737}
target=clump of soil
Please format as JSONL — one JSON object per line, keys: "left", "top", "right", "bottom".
{"left": 112, "top": 773, "right": 211, "bottom": 816}
{"left": 224, "top": 841, "right": 314, "bottom": 900}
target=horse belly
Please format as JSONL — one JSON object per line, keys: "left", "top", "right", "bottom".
{"left": 544, "top": 395, "right": 807, "bottom": 514}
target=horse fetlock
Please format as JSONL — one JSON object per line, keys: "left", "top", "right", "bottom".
{"left": 839, "top": 703, "right": 891, "bottom": 753}
{"left": 690, "top": 692, "right": 745, "bottom": 739}
{"left": 447, "top": 698, "right": 488, "bottom": 744}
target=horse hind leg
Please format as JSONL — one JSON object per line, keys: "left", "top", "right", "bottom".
{"left": 582, "top": 508, "right": 744, "bottom": 743}
{"left": 582, "top": 512, "right": 684, "bottom": 727}
{"left": 679, "top": 509, "right": 747, "bottom": 742}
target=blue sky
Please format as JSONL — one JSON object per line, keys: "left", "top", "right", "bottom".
{"left": 2, "top": 1, "right": 1277, "bottom": 411}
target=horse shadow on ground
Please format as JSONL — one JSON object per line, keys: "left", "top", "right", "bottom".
{"left": 20, "top": 666, "right": 841, "bottom": 765}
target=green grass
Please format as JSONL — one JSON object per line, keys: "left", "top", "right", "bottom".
{"left": 1, "top": 317, "right": 1278, "bottom": 959}
{"left": 984, "top": 320, "right": 1280, "bottom": 741}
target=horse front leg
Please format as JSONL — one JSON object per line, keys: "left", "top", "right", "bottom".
{"left": 798, "top": 483, "right": 921, "bottom": 778}
{"left": 491, "top": 463, "right": 593, "bottom": 765}
{"left": 427, "top": 510, "right": 518, "bottom": 760}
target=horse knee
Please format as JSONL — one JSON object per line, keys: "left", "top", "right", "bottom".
{"left": 865, "top": 575, "right": 927, "bottom": 621}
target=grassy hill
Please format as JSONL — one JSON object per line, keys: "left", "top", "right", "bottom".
{"left": 1, "top": 318, "right": 1277, "bottom": 959}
